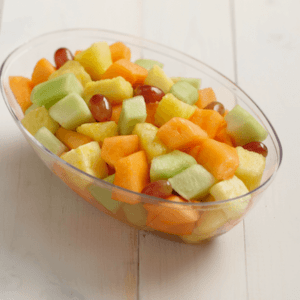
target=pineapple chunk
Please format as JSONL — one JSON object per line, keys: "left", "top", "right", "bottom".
{"left": 144, "top": 65, "right": 174, "bottom": 93}
{"left": 48, "top": 60, "right": 92, "bottom": 88}
{"left": 21, "top": 106, "right": 59, "bottom": 136}
{"left": 74, "top": 41, "right": 112, "bottom": 80}
{"left": 76, "top": 121, "right": 118, "bottom": 145}
{"left": 235, "top": 147, "right": 266, "bottom": 191}
{"left": 154, "top": 93, "right": 196, "bottom": 127}
{"left": 60, "top": 141, "right": 108, "bottom": 179}
{"left": 210, "top": 175, "right": 250, "bottom": 220}
{"left": 83, "top": 77, "right": 133, "bottom": 105}
{"left": 132, "top": 123, "right": 170, "bottom": 162}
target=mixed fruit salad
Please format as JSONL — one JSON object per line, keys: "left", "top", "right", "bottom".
{"left": 9, "top": 40, "right": 268, "bottom": 242}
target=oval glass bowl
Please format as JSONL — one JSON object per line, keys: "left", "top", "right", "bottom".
{"left": 0, "top": 29, "right": 282, "bottom": 244}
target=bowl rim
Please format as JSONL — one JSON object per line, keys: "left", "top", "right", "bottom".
{"left": 0, "top": 28, "right": 283, "bottom": 207}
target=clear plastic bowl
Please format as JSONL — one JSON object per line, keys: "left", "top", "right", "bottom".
{"left": 0, "top": 29, "right": 282, "bottom": 244}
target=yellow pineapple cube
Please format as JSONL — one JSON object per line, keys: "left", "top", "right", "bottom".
{"left": 21, "top": 106, "right": 59, "bottom": 136}
{"left": 76, "top": 121, "right": 118, "bottom": 145}
{"left": 60, "top": 141, "right": 108, "bottom": 179}
{"left": 48, "top": 61, "right": 92, "bottom": 88}
{"left": 154, "top": 93, "right": 196, "bottom": 127}
{"left": 210, "top": 175, "right": 250, "bottom": 220}
{"left": 144, "top": 65, "right": 174, "bottom": 93}
{"left": 74, "top": 41, "right": 112, "bottom": 80}
{"left": 235, "top": 146, "right": 266, "bottom": 191}
{"left": 83, "top": 77, "right": 133, "bottom": 105}
{"left": 132, "top": 123, "right": 170, "bottom": 162}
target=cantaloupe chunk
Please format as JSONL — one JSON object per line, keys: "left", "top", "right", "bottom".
{"left": 109, "top": 41, "right": 131, "bottom": 62}
{"left": 83, "top": 77, "right": 133, "bottom": 105}
{"left": 194, "top": 88, "right": 217, "bottom": 109}
{"left": 101, "top": 135, "right": 139, "bottom": 167}
{"left": 9, "top": 76, "right": 34, "bottom": 113}
{"left": 145, "top": 102, "right": 159, "bottom": 125}
{"left": 31, "top": 58, "right": 56, "bottom": 86}
{"left": 144, "top": 65, "right": 173, "bottom": 93}
{"left": 111, "top": 104, "right": 123, "bottom": 124}
{"left": 156, "top": 117, "right": 208, "bottom": 150}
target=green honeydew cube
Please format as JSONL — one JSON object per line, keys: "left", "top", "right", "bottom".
{"left": 170, "top": 81, "right": 199, "bottom": 105}
{"left": 30, "top": 73, "right": 83, "bottom": 109}
{"left": 171, "top": 77, "right": 201, "bottom": 89}
{"left": 34, "top": 126, "right": 67, "bottom": 156}
{"left": 225, "top": 105, "right": 268, "bottom": 146}
{"left": 169, "top": 164, "right": 216, "bottom": 200}
{"left": 118, "top": 96, "right": 147, "bottom": 135}
{"left": 134, "top": 59, "right": 164, "bottom": 71}
{"left": 49, "top": 93, "right": 92, "bottom": 130}
{"left": 123, "top": 203, "right": 148, "bottom": 227}
{"left": 150, "top": 150, "right": 197, "bottom": 182}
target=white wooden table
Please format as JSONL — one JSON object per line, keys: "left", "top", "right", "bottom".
{"left": 0, "top": 1, "right": 298, "bottom": 299}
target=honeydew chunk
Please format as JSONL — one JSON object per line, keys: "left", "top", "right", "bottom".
{"left": 134, "top": 59, "right": 164, "bottom": 71}
{"left": 25, "top": 103, "right": 39, "bottom": 115}
{"left": 150, "top": 150, "right": 197, "bottom": 182}
{"left": 49, "top": 60, "right": 92, "bottom": 87}
{"left": 60, "top": 141, "right": 108, "bottom": 179}
{"left": 83, "top": 76, "right": 133, "bottom": 105}
{"left": 30, "top": 73, "right": 83, "bottom": 109}
{"left": 169, "top": 81, "right": 199, "bottom": 105}
{"left": 132, "top": 123, "right": 169, "bottom": 162}
{"left": 123, "top": 203, "right": 148, "bottom": 227}
{"left": 144, "top": 65, "right": 173, "bottom": 93}
{"left": 225, "top": 105, "right": 268, "bottom": 146}
{"left": 74, "top": 41, "right": 112, "bottom": 80}
{"left": 49, "top": 93, "right": 92, "bottom": 130}
{"left": 235, "top": 146, "right": 266, "bottom": 191}
{"left": 171, "top": 77, "right": 201, "bottom": 89}
{"left": 76, "top": 121, "right": 118, "bottom": 145}
{"left": 154, "top": 93, "right": 196, "bottom": 127}
{"left": 21, "top": 106, "right": 59, "bottom": 136}
{"left": 169, "top": 164, "right": 216, "bottom": 200}
{"left": 210, "top": 175, "right": 251, "bottom": 220}
{"left": 34, "top": 126, "right": 67, "bottom": 156}
{"left": 118, "top": 96, "right": 147, "bottom": 135}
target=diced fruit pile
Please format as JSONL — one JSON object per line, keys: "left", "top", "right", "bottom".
{"left": 9, "top": 41, "right": 269, "bottom": 240}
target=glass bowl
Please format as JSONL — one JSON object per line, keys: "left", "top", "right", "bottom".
{"left": 0, "top": 29, "right": 282, "bottom": 244}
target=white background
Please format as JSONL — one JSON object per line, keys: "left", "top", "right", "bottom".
{"left": 0, "top": 1, "right": 298, "bottom": 299}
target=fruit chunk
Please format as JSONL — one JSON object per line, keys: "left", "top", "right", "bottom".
{"left": 83, "top": 76, "right": 133, "bottom": 105}
{"left": 31, "top": 73, "right": 83, "bottom": 109}
{"left": 132, "top": 123, "right": 169, "bottom": 162}
{"left": 150, "top": 150, "right": 197, "bottom": 182}
{"left": 101, "top": 59, "right": 148, "bottom": 87}
{"left": 34, "top": 126, "right": 67, "bottom": 156}
{"left": 154, "top": 93, "right": 196, "bottom": 127}
{"left": 123, "top": 203, "right": 148, "bottom": 227}
{"left": 171, "top": 77, "right": 201, "bottom": 89}
{"left": 25, "top": 103, "right": 39, "bottom": 115}
{"left": 109, "top": 41, "right": 131, "bottom": 62}
{"left": 101, "top": 135, "right": 139, "bottom": 168}
{"left": 113, "top": 151, "right": 149, "bottom": 204}
{"left": 74, "top": 41, "right": 112, "bottom": 80}
{"left": 48, "top": 60, "right": 92, "bottom": 88}
{"left": 76, "top": 121, "right": 118, "bottom": 145}
{"left": 134, "top": 59, "right": 164, "bottom": 71}
{"left": 235, "top": 146, "right": 266, "bottom": 191}
{"left": 210, "top": 175, "right": 250, "bottom": 220}
{"left": 170, "top": 81, "right": 199, "bottom": 105}
{"left": 60, "top": 141, "right": 108, "bottom": 179}
{"left": 31, "top": 58, "right": 56, "bottom": 86}
{"left": 21, "top": 106, "right": 59, "bottom": 136}
{"left": 145, "top": 102, "right": 159, "bottom": 125}
{"left": 225, "top": 105, "right": 268, "bottom": 146}
{"left": 118, "top": 96, "right": 147, "bottom": 135}
{"left": 111, "top": 104, "right": 123, "bottom": 124}
{"left": 49, "top": 93, "right": 92, "bottom": 130}
{"left": 190, "top": 139, "right": 239, "bottom": 180}
{"left": 55, "top": 127, "right": 93, "bottom": 149}
{"left": 195, "top": 88, "right": 217, "bottom": 109}
{"left": 9, "top": 76, "right": 34, "bottom": 113}
{"left": 156, "top": 117, "right": 208, "bottom": 150}
{"left": 168, "top": 164, "right": 215, "bottom": 200}
{"left": 189, "top": 107, "right": 226, "bottom": 139}
{"left": 144, "top": 65, "right": 173, "bottom": 93}
{"left": 141, "top": 180, "right": 173, "bottom": 199}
